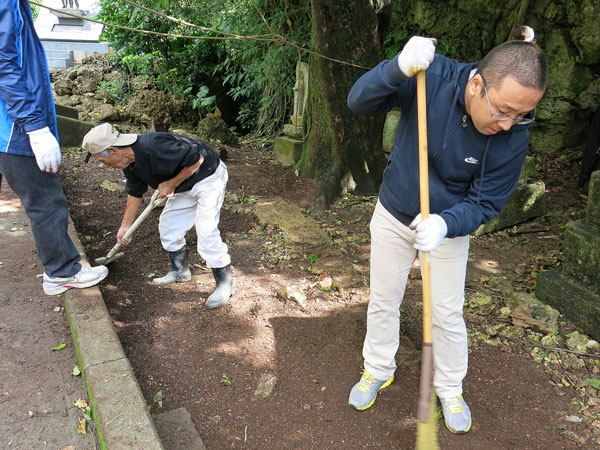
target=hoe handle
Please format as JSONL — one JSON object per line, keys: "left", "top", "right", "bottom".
{"left": 103, "top": 190, "right": 166, "bottom": 259}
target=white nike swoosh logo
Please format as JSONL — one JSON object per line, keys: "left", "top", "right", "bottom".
{"left": 464, "top": 157, "right": 480, "bottom": 164}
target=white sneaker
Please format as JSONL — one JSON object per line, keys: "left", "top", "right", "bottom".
{"left": 41, "top": 265, "right": 108, "bottom": 295}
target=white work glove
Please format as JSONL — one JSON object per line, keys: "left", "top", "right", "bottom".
{"left": 409, "top": 213, "right": 448, "bottom": 252}
{"left": 27, "top": 127, "right": 61, "bottom": 173}
{"left": 397, "top": 36, "right": 436, "bottom": 78}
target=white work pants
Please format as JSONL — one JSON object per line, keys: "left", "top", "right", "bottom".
{"left": 158, "top": 161, "right": 231, "bottom": 269}
{"left": 364, "top": 200, "right": 469, "bottom": 398}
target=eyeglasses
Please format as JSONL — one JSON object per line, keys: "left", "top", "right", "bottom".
{"left": 481, "top": 76, "right": 535, "bottom": 125}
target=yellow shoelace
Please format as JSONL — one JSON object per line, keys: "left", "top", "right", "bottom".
{"left": 444, "top": 396, "right": 465, "bottom": 414}
{"left": 357, "top": 372, "right": 376, "bottom": 393}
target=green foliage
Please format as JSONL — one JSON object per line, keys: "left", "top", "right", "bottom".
{"left": 192, "top": 86, "right": 216, "bottom": 115}
{"left": 97, "top": 0, "right": 311, "bottom": 136}
{"left": 30, "top": 4, "right": 40, "bottom": 21}
{"left": 436, "top": 38, "right": 459, "bottom": 59}
{"left": 98, "top": 0, "right": 221, "bottom": 106}
{"left": 98, "top": 79, "right": 132, "bottom": 103}
{"left": 383, "top": 30, "right": 408, "bottom": 60}
{"left": 213, "top": 0, "right": 311, "bottom": 135}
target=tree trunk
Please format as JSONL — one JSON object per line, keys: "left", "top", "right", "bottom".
{"left": 304, "top": 0, "right": 387, "bottom": 210}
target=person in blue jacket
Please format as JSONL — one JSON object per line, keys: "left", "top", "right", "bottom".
{"left": 0, "top": 0, "right": 108, "bottom": 295}
{"left": 346, "top": 36, "right": 547, "bottom": 434}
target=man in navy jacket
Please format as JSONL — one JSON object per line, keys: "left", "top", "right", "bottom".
{"left": 0, "top": 0, "right": 108, "bottom": 294}
{"left": 347, "top": 36, "right": 547, "bottom": 434}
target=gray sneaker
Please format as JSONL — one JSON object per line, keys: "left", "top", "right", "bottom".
{"left": 348, "top": 370, "right": 394, "bottom": 410}
{"left": 42, "top": 265, "right": 108, "bottom": 295}
{"left": 439, "top": 395, "right": 472, "bottom": 434}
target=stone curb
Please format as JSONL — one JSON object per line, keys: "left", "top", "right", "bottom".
{"left": 63, "top": 217, "right": 165, "bottom": 449}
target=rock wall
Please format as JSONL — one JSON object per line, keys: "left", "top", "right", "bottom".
{"left": 51, "top": 53, "right": 198, "bottom": 132}
{"left": 388, "top": 0, "right": 600, "bottom": 152}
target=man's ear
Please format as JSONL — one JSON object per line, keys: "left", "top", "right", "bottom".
{"left": 469, "top": 74, "right": 483, "bottom": 96}
{"left": 108, "top": 146, "right": 119, "bottom": 155}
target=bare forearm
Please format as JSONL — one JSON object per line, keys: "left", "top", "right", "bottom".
{"left": 121, "top": 195, "right": 143, "bottom": 228}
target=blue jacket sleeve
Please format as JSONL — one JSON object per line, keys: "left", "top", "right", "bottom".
{"left": 347, "top": 55, "right": 412, "bottom": 115}
{"left": 440, "top": 147, "right": 528, "bottom": 237}
{"left": 0, "top": 3, "right": 48, "bottom": 131}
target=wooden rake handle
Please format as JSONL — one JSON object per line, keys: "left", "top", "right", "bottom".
{"left": 416, "top": 69, "right": 435, "bottom": 423}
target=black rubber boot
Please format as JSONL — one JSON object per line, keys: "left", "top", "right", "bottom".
{"left": 153, "top": 247, "right": 192, "bottom": 285}
{"left": 204, "top": 264, "right": 235, "bottom": 309}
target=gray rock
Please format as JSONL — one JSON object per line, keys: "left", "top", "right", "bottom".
{"left": 560, "top": 352, "right": 586, "bottom": 370}
{"left": 507, "top": 292, "right": 560, "bottom": 331}
{"left": 253, "top": 373, "right": 277, "bottom": 399}
{"left": 279, "top": 285, "right": 307, "bottom": 308}
{"left": 566, "top": 331, "right": 589, "bottom": 352}
{"left": 97, "top": 103, "right": 121, "bottom": 122}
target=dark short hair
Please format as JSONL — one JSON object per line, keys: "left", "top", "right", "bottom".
{"left": 476, "top": 40, "right": 548, "bottom": 93}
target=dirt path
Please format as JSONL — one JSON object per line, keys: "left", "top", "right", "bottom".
{"left": 60, "top": 142, "right": 597, "bottom": 449}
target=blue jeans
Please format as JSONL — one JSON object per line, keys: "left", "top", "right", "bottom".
{"left": 0, "top": 153, "right": 81, "bottom": 278}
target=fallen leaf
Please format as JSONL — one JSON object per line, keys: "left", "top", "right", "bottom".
{"left": 510, "top": 304, "right": 541, "bottom": 329}
{"left": 586, "top": 378, "right": 600, "bottom": 390}
{"left": 52, "top": 343, "right": 66, "bottom": 351}
{"left": 73, "top": 398, "right": 88, "bottom": 410}
{"left": 78, "top": 417, "right": 87, "bottom": 434}
{"left": 73, "top": 366, "right": 81, "bottom": 376}
{"left": 153, "top": 390, "right": 163, "bottom": 408}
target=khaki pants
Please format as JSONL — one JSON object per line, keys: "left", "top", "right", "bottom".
{"left": 363, "top": 200, "right": 469, "bottom": 398}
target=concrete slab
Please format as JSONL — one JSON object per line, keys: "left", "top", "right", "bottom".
{"left": 154, "top": 407, "right": 207, "bottom": 450}
{"left": 85, "top": 358, "right": 163, "bottom": 449}
{"left": 536, "top": 269, "right": 600, "bottom": 340}
{"left": 57, "top": 115, "right": 95, "bottom": 147}
{"left": 64, "top": 287, "right": 126, "bottom": 369}
{"left": 254, "top": 197, "right": 364, "bottom": 289}
{"left": 64, "top": 218, "right": 165, "bottom": 449}
{"left": 55, "top": 102, "right": 79, "bottom": 119}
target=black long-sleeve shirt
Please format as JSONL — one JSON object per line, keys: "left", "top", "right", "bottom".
{"left": 123, "top": 133, "right": 220, "bottom": 198}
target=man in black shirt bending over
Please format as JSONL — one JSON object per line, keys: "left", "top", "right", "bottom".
{"left": 82, "top": 123, "right": 234, "bottom": 309}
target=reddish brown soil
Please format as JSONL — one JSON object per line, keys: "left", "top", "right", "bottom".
{"left": 60, "top": 142, "right": 596, "bottom": 449}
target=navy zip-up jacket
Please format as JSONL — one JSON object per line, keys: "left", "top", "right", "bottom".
{"left": 0, "top": 0, "right": 58, "bottom": 157}
{"left": 348, "top": 53, "right": 532, "bottom": 238}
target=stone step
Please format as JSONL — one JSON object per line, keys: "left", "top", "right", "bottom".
{"left": 536, "top": 269, "right": 600, "bottom": 340}
{"left": 55, "top": 103, "right": 79, "bottom": 120}
{"left": 46, "top": 58, "right": 71, "bottom": 69}
{"left": 56, "top": 115, "right": 95, "bottom": 147}
{"left": 45, "top": 50, "right": 72, "bottom": 59}
{"left": 41, "top": 41, "right": 108, "bottom": 52}
{"left": 274, "top": 135, "right": 304, "bottom": 166}
{"left": 562, "top": 220, "right": 600, "bottom": 293}
{"left": 154, "top": 407, "right": 206, "bottom": 450}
